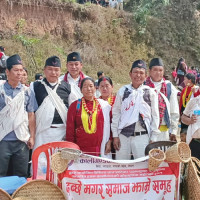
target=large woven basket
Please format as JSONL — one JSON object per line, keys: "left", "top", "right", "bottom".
{"left": 165, "top": 142, "right": 191, "bottom": 163}
{"left": 12, "top": 180, "right": 66, "bottom": 200}
{"left": 148, "top": 149, "right": 166, "bottom": 171}
{"left": 61, "top": 148, "right": 82, "bottom": 161}
{"left": 184, "top": 157, "right": 200, "bottom": 200}
{"left": 0, "top": 188, "right": 12, "bottom": 200}
{"left": 51, "top": 152, "right": 69, "bottom": 174}
{"left": 13, "top": 197, "right": 34, "bottom": 200}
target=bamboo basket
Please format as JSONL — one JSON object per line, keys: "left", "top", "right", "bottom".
{"left": 51, "top": 152, "right": 69, "bottom": 174}
{"left": 61, "top": 148, "right": 82, "bottom": 161}
{"left": 165, "top": 142, "right": 191, "bottom": 163}
{"left": 0, "top": 188, "right": 12, "bottom": 200}
{"left": 12, "top": 180, "right": 66, "bottom": 200}
{"left": 184, "top": 157, "right": 200, "bottom": 200}
{"left": 13, "top": 197, "right": 34, "bottom": 200}
{"left": 148, "top": 149, "right": 166, "bottom": 171}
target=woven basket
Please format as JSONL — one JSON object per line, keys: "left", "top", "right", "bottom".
{"left": 184, "top": 157, "right": 200, "bottom": 200}
{"left": 61, "top": 148, "right": 82, "bottom": 161}
{"left": 13, "top": 197, "right": 34, "bottom": 200}
{"left": 0, "top": 189, "right": 12, "bottom": 200}
{"left": 148, "top": 149, "right": 166, "bottom": 171}
{"left": 51, "top": 152, "right": 69, "bottom": 174}
{"left": 12, "top": 180, "right": 66, "bottom": 200}
{"left": 165, "top": 142, "right": 191, "bottom": 163}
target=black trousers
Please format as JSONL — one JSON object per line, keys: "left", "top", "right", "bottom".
{"left": 189, "top": 139, "right": 200, "bottom": 160}
{"left": 0, "top": 140, "right": 29, "bottom": 177}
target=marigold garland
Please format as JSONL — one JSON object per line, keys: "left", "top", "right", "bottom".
{"left": 100, "top": 95, "right": 114, "bottom": 106}
{"left": 81, "top": 97, "right": 99, "bottom": 134}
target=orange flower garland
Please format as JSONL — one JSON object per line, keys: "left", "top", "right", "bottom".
{"left": 100, "top": 95, "right": 114, "bottom": 106}
{"left": 81, "top": 97, "right": 99, "bottom": 134}
{"left": 82, "top": 97, "right": 99, "bottom": 115}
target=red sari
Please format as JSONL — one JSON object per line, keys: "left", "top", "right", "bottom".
{"left": 66, "top": 99, "right": 104, "bottom": 156}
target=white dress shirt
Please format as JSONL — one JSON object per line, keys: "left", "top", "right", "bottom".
{"left": 111, "top": 84, "right": 160, "bottom": 141}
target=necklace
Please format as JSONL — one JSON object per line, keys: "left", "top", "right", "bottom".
{"left": 82, "top": 97, "right": 99, "bottom": 115}
{"left": 81, "top": 97, "right": 99, "bottom": 134}
{"left": 100, "top": 95, "right": 114, "bottom": 106}
{"left": 108, "top": 95, "right": 115, "bottom": 106}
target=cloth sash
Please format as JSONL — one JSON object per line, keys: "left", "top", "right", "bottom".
{"left": 146, "top": 77, "right": 171, "bottom": 127}
{"left": 159, "top": 91, "right": 171, "bottom": 128}
{"left": 34, "top": 81, "right": 68, "bottom": 150}
{"left": 64, "top": 71, "right": 85, "bottom": 88}
{"left": 186, "top": 97, "right": 200, "bottom": 144}
{"left": 118, "top": 87, "right": 151, "bottom": 136}
{"left": 0, "top": 85, "right": 29, "bottom": 142}
{"left": 97, "top": 99, "right": 112, "bottom": 159}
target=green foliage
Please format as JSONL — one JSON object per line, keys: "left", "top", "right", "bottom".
{"left": 133, "top": 0, "right": 170, "bottom": 34}
{"left": 112, "top": 18, "right": 123, "bottom": 28}
{"left": 197, "top": 3, "right": 200, "bottom": 11}
{"left": 14, "top": 35, "right": 40, "bottom": 46}
{"left": 16, "top": 18, "right": 26, "bottom": 33}
{"left": 14, "top": 18, "right": 41, "bottom": 72}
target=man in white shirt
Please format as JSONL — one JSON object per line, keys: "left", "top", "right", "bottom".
{"left": 32, "top": 56, "right": 71, "bottom": 151}
{"left": 60, "top": 52, "right": 87, "bottom": 104}
{"left": 111, "top": 60, "right": 160, "bottom": 160}
{"left": 117, "top": 0, "right": 123, "bottom": 10}
{"left": 146, "top": 58, "right": 179, "bottom": 142}
{"left": 181, "top": 96, "right": 200, "bottom": 159}
{"left": 0, "top": 54, "right": 37, "bottom": 177}
{"left": 109, "top": 0, "right": 118, "bottom": 8}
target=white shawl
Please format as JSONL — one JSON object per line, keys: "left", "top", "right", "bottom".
{"left": 118, "top": 86, "right": 151, "bottom": 136}
{"left": 0, "top": 85, "right": 29, "bottom": 142}
{"left": 97, "top": 99, "right": 112, "bottom": 159}
{"left": 33, "top": 81, "right": 68, "bottom": 150}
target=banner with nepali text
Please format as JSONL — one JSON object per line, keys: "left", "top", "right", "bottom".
{"left": 61, "top": 155, "right": 180, "bottom": 200}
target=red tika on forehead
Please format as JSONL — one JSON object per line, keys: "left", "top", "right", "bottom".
{"left": 103, "top": 77, "right": 107, "bottom": 82}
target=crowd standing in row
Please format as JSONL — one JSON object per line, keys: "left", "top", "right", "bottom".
{"left": 78, "top": 0, "right": 123, "bottom": 10}
{"left": 0, "top": 48, "right": 200, "bottom": 178}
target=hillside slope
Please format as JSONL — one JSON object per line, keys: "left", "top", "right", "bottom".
{"left": 0, "top": 0, "right": 200, "bottom": 84}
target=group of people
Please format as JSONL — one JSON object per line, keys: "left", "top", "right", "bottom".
{"left": 0, "top": 50, "right": 200, "bottom": 179}
{"left": 78, "top": 0, "right": 123, "bottom": 10}
{"left": 172, "top": 57, "right": 200, "bottom": 86}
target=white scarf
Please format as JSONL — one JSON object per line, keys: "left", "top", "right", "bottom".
{"left": 0, "top": 85, "right": 29, "bottom": 142}
{"left": 118, "top": 85, "right": 151, "bottom": 136}
{"left": 35, "top": 80, "right": 68, "bottom": 135}
{"left": 97, "top": 99, "right": 112, "bottom": 159}
{"left": 33, "top": 80, "right": 68, "bottom": 151}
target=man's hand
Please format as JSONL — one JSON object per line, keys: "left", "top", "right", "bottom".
{"left": 113, "top": 137, "right": 121, "bottom": 151}
{"left": 105, "top": 140, "right": 112, "bottom": 155}
{"left": 190, "top": 114, "right": 198, "bottom": 124}
{"left": 170, "top": 134, "right": 177, "bottom": 142}
{"left": 27, "top": 137, "right": 35, "bottom": 149}
{"left": 181, "top": 114, "right": 198, "bottom": 125}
